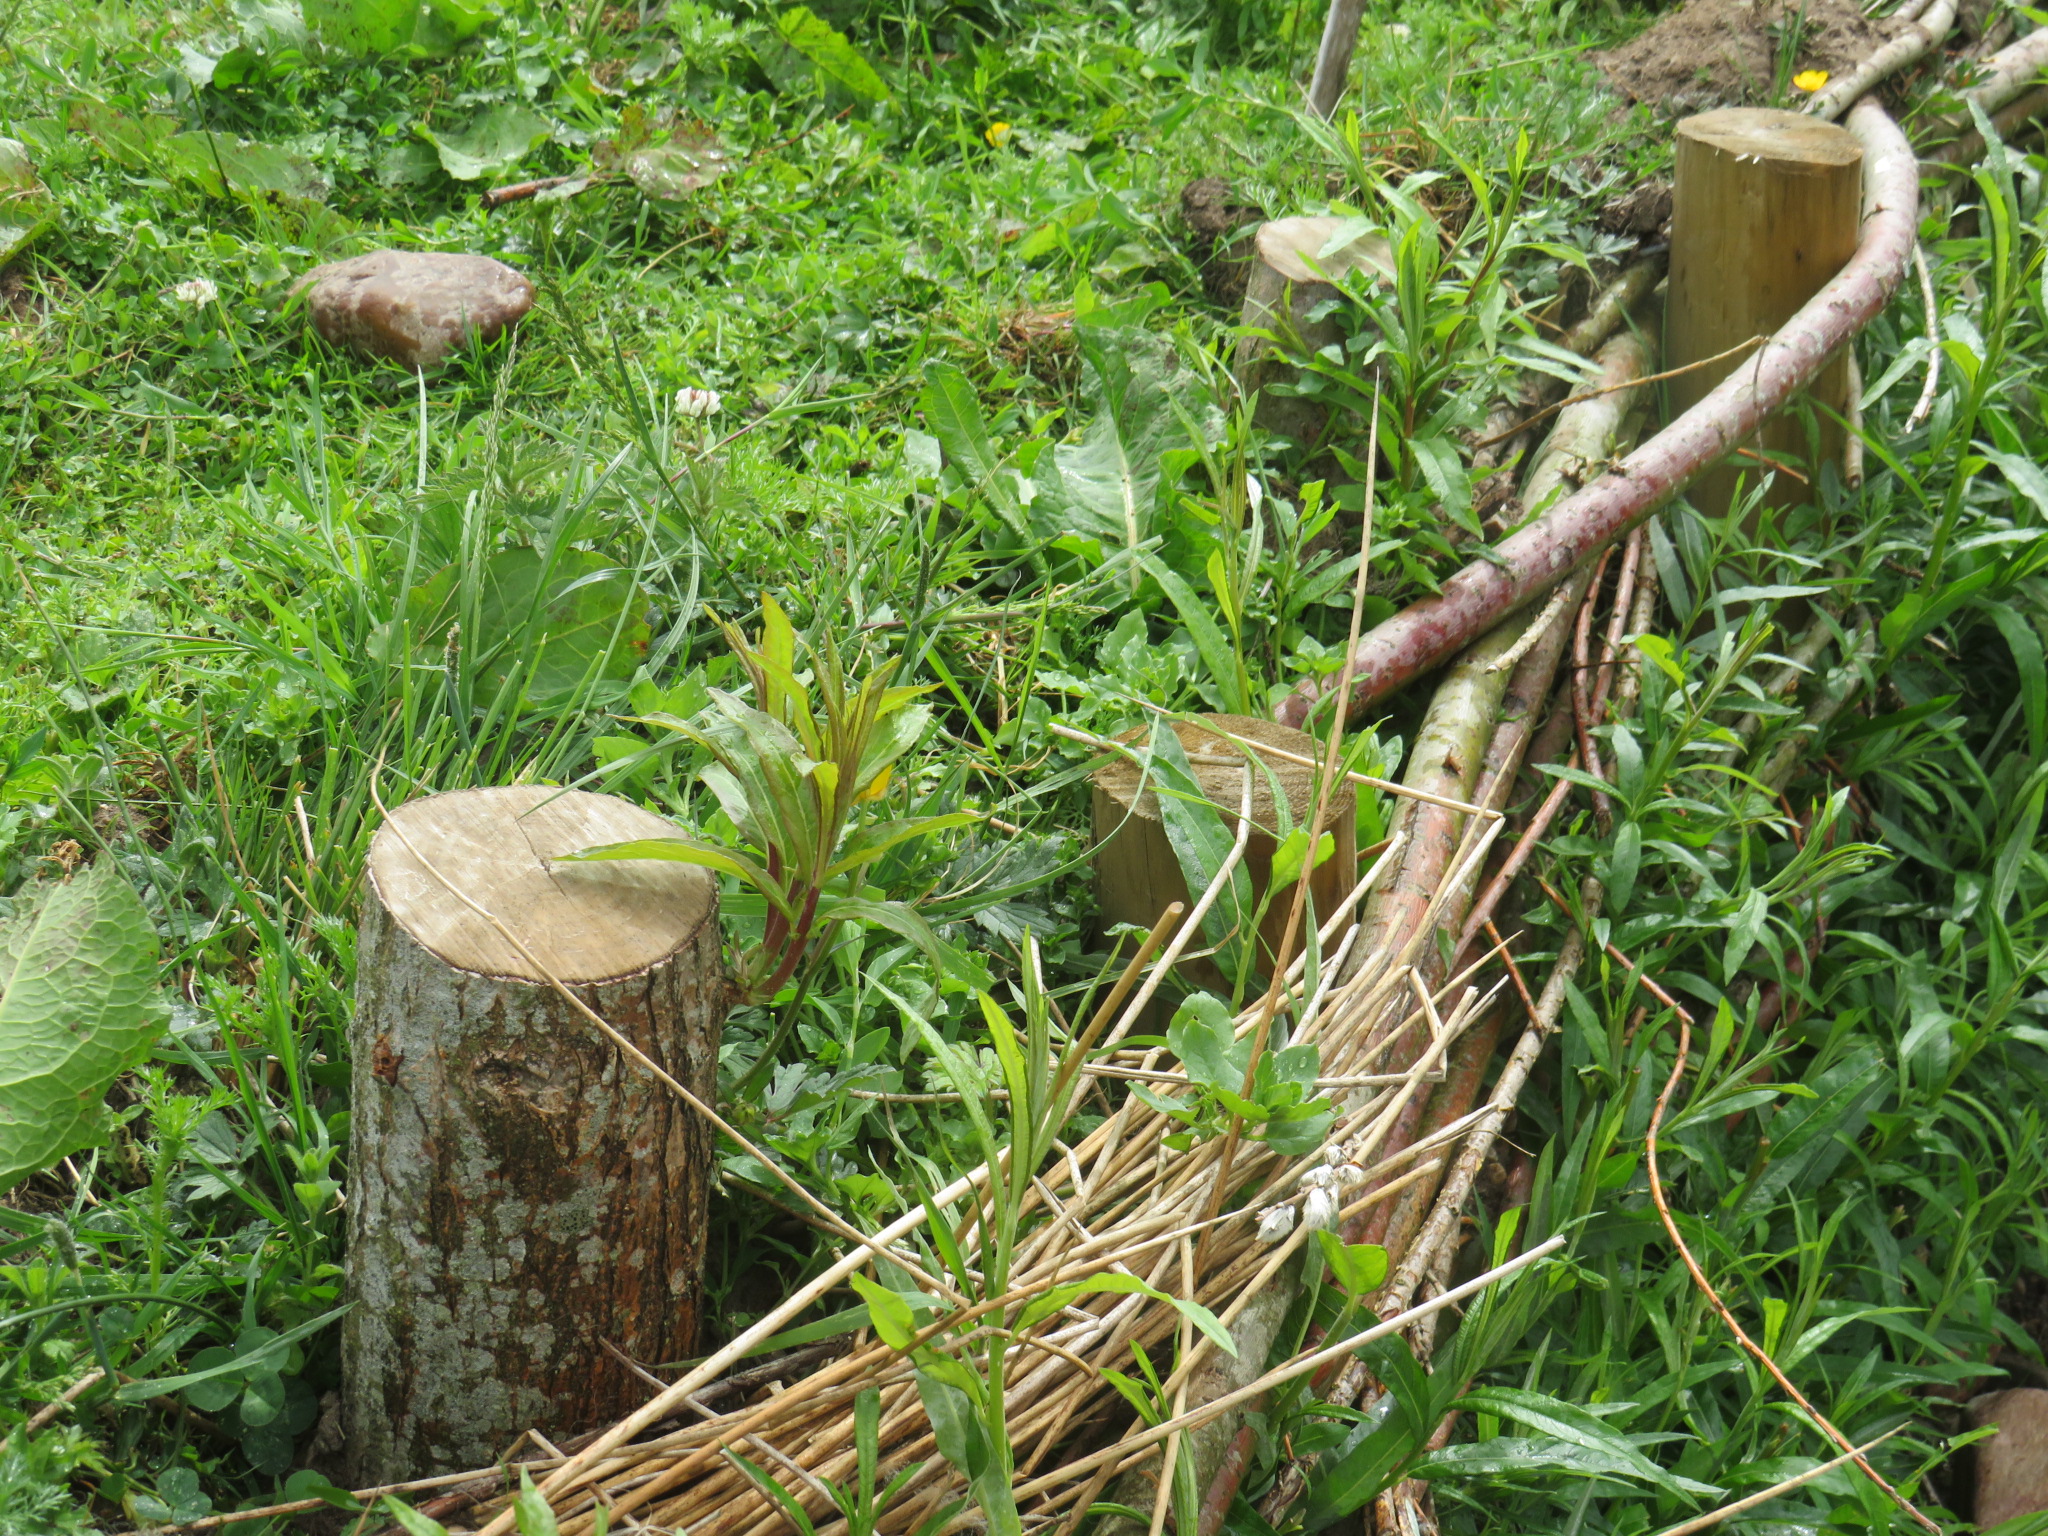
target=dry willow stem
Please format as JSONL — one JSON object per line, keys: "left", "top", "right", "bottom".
{"left": 444, "top": 827, "right": 1540, "bottom": 1536}
{"left": 1922, "top": 22, "right": 2048, "bottom": 161}
{"left": 1249, "top": 335, "right": 1655, "bottom": 1525}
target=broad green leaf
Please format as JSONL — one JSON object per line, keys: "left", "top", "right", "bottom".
{"left": 1044, "top": 327, "right": 1185, "bottom": 554}
{"left": 421, "top": 103, "right": 553, "bottom": 181}
{"left": 397, "top": 547, "right": 649, "bottom": 704}
{"left": 1315, "top": 1231, "right": 1389, "bottom": 1296}
{"left": 380, "top": 1497, "right": 449, "bottom": 1536}
{"left": 777, "top": 6, "right": 891, "bottom": 100}
{"left": 1270, "top": 826, "right": 1333, "bottom": 890}
{"left": 921, "top": 363, "right": 1025, "bottom": 539}
{"left": 305, "top": 0, "right": 416, "bottom": 51}
{"left": 0, "top": 139, "right": 56, "bottom": 264}
{"left": 513, "top": 1468, "right": 561, "bottom": 1536}
{"left": 0, "top": 859, "right": 167, "bottom": 1191}
{"left": 848, "top": 1273, "right": 919, "bottom": 1350}
{"left": 282, "top": 1471, "right": 362, "bottom": 1512}
{"left": 1143, "top": 723, "right": 1259, "bottom": 980}
{"left": 160, "top": 132, "right": 327, "bottom": 201}
{"left": 625, "top": 129, "right": 733, "bottom": 200}
{"left": 915, "top": 1370, "right": 989, "bottom": 1478}
{"left": 1166, "top": 992, "right": 1244, "bottom": 1092}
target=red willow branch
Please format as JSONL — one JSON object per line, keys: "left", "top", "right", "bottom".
{"left": 1274, "top": 101, "right": 1918, "bottom": 732}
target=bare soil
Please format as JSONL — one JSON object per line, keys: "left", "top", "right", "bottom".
{"left": 1593, "top": 0, "right": 1908, "bottom": 115}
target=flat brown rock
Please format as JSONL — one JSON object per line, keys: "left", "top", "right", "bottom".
{"left": 293, "top": 249, "right": 533, "bottom": 370}
{"left": 1972, "top": 1388, "right": 2048, "bottom": 1527}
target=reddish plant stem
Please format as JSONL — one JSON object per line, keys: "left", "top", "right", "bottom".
{"left": 1643, "top": 977, "right": 1940, "bottom": 1532}
{"left": 1590, "top": 527, "right": 1643, "bottom": 727}
{"left": 1571, "top": 549, "right": 1615, "bottom": 835}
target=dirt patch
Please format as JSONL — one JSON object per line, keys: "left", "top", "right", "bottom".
{"left": 1593, "top": 0, "right": 1908, "bottom": 115}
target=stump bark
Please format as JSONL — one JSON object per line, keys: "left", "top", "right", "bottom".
{"left": 1667, "top": 108, "right": 1863, "bottom": 516}
{"left": 345, "top": 785, "right": 725, "bottom": 1483}
{"left": 1234, "top": 216, "right": 1393, "bottom": 449}
{"left": 1091, "top": 714, "right": 1356, "bottom": 993}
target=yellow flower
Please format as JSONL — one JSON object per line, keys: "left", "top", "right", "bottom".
{"left": 1793, "top": 69, "right": 1830, "bottom": 92}
{"left": 985, "top": 121, "right": 1012, "bottom": 147}
{"left": 856, "top": 765, "right": 893, "bottom": 802}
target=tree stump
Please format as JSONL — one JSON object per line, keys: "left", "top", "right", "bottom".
{"left": 345, "top": 785, "right": 725, "bottom": 1483}
{"left": 1234, "top": 216, "right": 1394, "bottom": 449}
{"left": 1666, "top": 108, "right": 1863, "bottom": 516}
{"left": 1091, "top": 714, "right": 1356, "bottom": 992}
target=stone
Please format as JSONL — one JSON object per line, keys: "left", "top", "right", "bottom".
{"left": 293, "top": 250, "right": 534, "bottom": 371}
{"left": 1971, "top": 1388, "right": 2048, "bottom": 1528}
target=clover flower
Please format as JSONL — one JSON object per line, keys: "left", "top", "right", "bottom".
{"left": 170, "top": 278, "right": 219, "bottom": 307}
{"left": 675, "top": 387, "right": 723, "bottom": 418}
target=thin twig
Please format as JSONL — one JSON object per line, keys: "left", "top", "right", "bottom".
{"left": 1642, "top": 975, "right": 1939, "bottom": 1531}
{"left": 1470, "top": 338, "right": 1765, "bottom": 452}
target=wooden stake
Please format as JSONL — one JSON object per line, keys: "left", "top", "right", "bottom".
{"left": 346, "top": 786, "right": 726, "bottom": 1482}
{"left": 1666, "top": 108, "right": 1863, "bottom": 518}
{"left": 1234, "top": 217, "right": 1392, "bottom": 449}
{"left": 1090, "top": 714, "right": 1355, "bottom": 993}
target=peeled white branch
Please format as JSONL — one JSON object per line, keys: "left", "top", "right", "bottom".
{"left": 1274, "top": 101, "right": 1918, "bottom": 733}
{"left": 1803, "top": 0, "right": 1956, "bottom": 121}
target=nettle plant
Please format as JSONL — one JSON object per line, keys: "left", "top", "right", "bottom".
{"left": 567, "top": 598, "right": 972, "bottom": 1004}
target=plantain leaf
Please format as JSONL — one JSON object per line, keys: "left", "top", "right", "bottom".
{"left": 0, "top": 859, "right": 166, "bottom": 1191}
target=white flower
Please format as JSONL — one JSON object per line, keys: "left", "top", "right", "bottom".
{"left": 1256, "top": 1204, "right": 1297, "bottom": 1244}
{"left": 1324, "top": 1145, "right": 1347, "bottom": 1167}
{"left": 1334, "top": 1161, "right": 1368, "bottom": 1189}
{"left": 675, "top": 387, "right": 723, "bottom": 419}
{"left": 1304, "top": 1186, "right": 1342, "bottom": 1232}
{"left": 170, "top": 278, "right": 219, "bottom": 307}
{"left": 1298, "top": 1164, "right": 1336, "bottom": 1190}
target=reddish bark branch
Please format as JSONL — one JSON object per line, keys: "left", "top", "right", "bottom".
{"left": 1274, "top": 102, "right": 1917, "bottom": 731}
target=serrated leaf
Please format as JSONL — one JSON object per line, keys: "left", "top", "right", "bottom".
{"left": 0, "top": 860, "right": 166, "bottom": 1191}
{"left": 776, "top": 6, "right": 890, "bottom": 100}
{"left": 421, "top": 102, "right": 553, "bottom": 181}
{"left": 625, "top": 128, "right": 732, "bottom": 200}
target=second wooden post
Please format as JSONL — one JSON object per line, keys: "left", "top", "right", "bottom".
{"left": 1666, "top": 107, "right": 1863, "bottom": 516}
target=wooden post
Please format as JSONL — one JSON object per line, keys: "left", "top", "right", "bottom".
{"left": 1666, "top": 108, "right": 1863, "bottom": 516}
{"left": 1234, "top": 217, "right": 1393, "bottom": 450}
{"left": 345, "top": 786, "right": 725, "bottom": 1483}
{"left": 1306, "top": 0, "right": 1370, "bottom": 119}
{"left": 1091, "top": 714, "right": 1355, "bottom": 992}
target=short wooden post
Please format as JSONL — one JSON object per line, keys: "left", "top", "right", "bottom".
{"left": 1091, "top": 715, "right": 1356, "bottom": 991}
{"left": 1666, "top": 108, "right": 1863, "bottom": 516}
{"left": 1234, "top": 217, "right": 1393, "bottom": 449}
{"left": 345, "top": 786, "right": 725, "bottom": 1483}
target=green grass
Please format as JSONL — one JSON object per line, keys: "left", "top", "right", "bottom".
{"left": 2, "top": 0, "right": 2047, "bottom": 1531}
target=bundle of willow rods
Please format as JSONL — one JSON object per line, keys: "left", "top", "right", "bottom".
{"left": 455, "top": 783, "right": 1558, "bottom": 1535}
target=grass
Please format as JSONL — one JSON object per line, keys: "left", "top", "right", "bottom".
{"left": 0, "top": 0, "right": 2045, "bottom": 1532}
